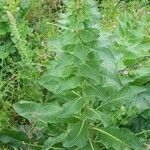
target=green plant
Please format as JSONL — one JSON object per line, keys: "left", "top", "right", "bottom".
{"left": 0, "top": 0, "right": 51, "bottom": 130}
{"left": 0, "top": 0, "right": 149, "bottom": 149}
{"left": 100, "top": 0, "right": 150, "bottom": 30}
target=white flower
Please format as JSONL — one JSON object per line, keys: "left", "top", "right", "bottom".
{"left": 123, "top": 70, "right": 128, "bottom": 75}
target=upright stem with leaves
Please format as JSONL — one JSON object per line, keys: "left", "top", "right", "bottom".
{"left": 36, "top": 0, "right": 147, "bottom": 149}
{"left": 5, "top": 0, "right": 148, "bottom": 149}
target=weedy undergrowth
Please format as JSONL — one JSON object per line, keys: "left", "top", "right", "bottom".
{"left": 100, "top": 0, "right": 150, "bottom": 30}
{"left": 0, "top": 0, "right": 149, "bottom": 149}
{"left": 0, "top": 0, "right": 51, "bottom": 129}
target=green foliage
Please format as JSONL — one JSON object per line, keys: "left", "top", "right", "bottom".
{"left": 100, "top": 0, "right": 150, "bottom": 30}
{"left": 0, "top": 0, "right": 59, "bottom": 129}
{"left": 0, "top": 0, "right": 150, "bottom": 149}
{"left": 92, "top": 127, "right": 144, "bottom": 150}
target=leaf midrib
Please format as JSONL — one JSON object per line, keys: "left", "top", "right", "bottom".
{"left": 92, "top": 127, "right": 129, "bottom": 147}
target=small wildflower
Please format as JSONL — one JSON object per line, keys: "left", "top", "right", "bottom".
{"left": 123, "top": 70, "right": 128, "bottom": 75}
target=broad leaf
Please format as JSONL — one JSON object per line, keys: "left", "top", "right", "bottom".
{"left": 63, "top": 121, "right": 88, "bottom": 148}
{"left": 0, "top": 130, "right": 42, "bottom": 149}
{"left": 84, "top": 108, "right": 110, "bottom": 127}
{"left": 92, "top": 127, "right": 145, "bottom": 150}
{"left": 60, "top": 97, "right": 85, "bottom": 117}
{"left": 44, "top": 133, "right": 67, "bottom": 150}
{"left": 99, "top": 85, "right": 147, "bottom": 112}
{"left": 13, "top": 101, "right": 62, "bottom": 123}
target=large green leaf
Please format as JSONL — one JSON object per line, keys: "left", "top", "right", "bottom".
{"left": 92, "top": 127, "right": 145, "bottom": 150}
{"left": 132, "top": 67, "right": 150, "bottom": 85}
{"left": 82, "top": 85, "right": 106, "bottom": 99}
{"left": 41, "top": 53, "right": 78, "bottom": 79}
{"left": 78, "top": 28, "right": 99, "bottom": 43}
{"left": 63, "top": 44, "right": 91, "bottom": 63}
{"left": 77, "top": 64, "right": 100, "bottom": 83}
{"left": 60, "top": 97, "right": 85, "bottom": 117}
{"left": 83, "top": 108, "right": 110, "bottom": 127}
{"left": 13, "top": 101, "right": 62, "bottom": 123}
{"left": 44, "top": 133, "right": 67, "bottom": 150}
{"left": 57, "top": 77, "right": 80, "bottom": 93}
{"left": 63, "top": 121, "right": 88, "bottom": 148}
{"left": 132, "top": 85, "right": 150, "bottom": 112}
{"left": 98, "top": 47, "right": 122, "bottom": 90}
{"left": 39, "top": 76, "right": 80, "bottom": 94}
{"left": 99, "top": 85, "right": 147, "bottom": 112}
{"left": 0, "top": 130, "right": 42, "bottom": 149}
{"left": 39, "top": 54, "right": 81, "bottom": 94}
